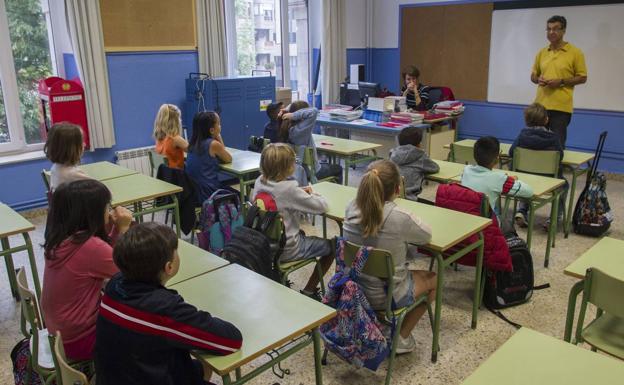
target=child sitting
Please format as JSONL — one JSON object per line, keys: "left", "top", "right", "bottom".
{"left": 263, "top": 101, "right": 283, "bottom": 143}
{"left": 252, "top": 143, "right": 334, "bottom": 299}
{"left": 153, "top": 103, "right": 188, "bottom": 169}
{"left": 95, "top": 222, "right": 242, "bottom": 385}
{"left": 41, "top": 179, "right": 133, "bottom": 360}
{"left": 186, "top": 111, "right": 233, "bottom": 204}
{"left": 343, "top": 160, "right": 436, "bottom": 354}
{"left": 461, "top": 136, "right": 533, "bottom": 219}
{"left": 280, "top": 101, "right": 343, "bottom": 184}
{"left": 44, "top": 122, "right": 89, "bottom": 190}
{"left": 390, "top": 126, "right": 440, "bottom": 200}
{"left": 510, "top": 103, "right": 568, "bottom": 228}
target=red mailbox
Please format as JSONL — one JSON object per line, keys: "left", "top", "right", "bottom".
{"left": 38, "top": 76, "right": 90, "bottom": 148}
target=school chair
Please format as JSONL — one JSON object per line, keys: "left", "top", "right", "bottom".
{"left": 148, "top": 149, "right": 168, "bottom": 178}
{"left": 399, "top": 176, "right": 406, "bottom": 199}
{"left": 302, "top": 146, "right": 337, "bottom": 184}
{"left": 450, "top": 142, "right": 476, "bottom": 165}
{"left": 573, "top": 268, "right": 624, "bottom": 359}
{"left": 253, "top": 200, "right": 326, "bottom": 296}
{"left": 511, "top": 147, "right": 565, "bottom": 251}
{"left": 16, "top": 267, "right": 56, "bottom": 384}
{"left": 323, "top": 240, "right": 433, "bottom": 385}
{"left": 51, "top": 332, "right": 92, "bottom": 385}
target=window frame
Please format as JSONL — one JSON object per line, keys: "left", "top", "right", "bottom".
{"left": 0, "top": 0, "right": 59, "bottom": 155}
{"left": 225, "top": 0, "right": 310, "bottom": 97}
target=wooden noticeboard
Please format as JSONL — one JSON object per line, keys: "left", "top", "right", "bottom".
{"left": 400, "top": 3, "right": 492, "bottom": 101}
{"left": 100, "top": 0, "right": 197, "bottom": 52}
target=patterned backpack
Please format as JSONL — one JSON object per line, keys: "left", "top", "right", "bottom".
{"left": 197, "top": 189, "right": 244, "bottom": 254}
{"left": 320, "top": 238, "right": 390, "bottom": 371}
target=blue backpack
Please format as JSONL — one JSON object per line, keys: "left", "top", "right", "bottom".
{"left": 320, "top": 238, "right": 390, "bottom": 371}
{"left": 197, "top": 189, "right": 244, "bottom": 254}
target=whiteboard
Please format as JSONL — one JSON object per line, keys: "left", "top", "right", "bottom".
{"left": 487, "top": 4, "right": 624, "bottom": 112}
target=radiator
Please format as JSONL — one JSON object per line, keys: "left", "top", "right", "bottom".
{"left": 115, "top": 146, "right": 154, "bottom": 176}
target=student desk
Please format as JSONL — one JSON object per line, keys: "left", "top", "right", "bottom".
{"left": 462, "top": 327, "right": 624, "bottom": 385}
{"left": 451, "top": 169, "right": 565, "bottom": 267}
{"left": 562, "top": 237, "right": 624, "bottom": 342}
{"left": 0, "top": 203, "right": 41, "bottom": 300}
{"left": 312, "top": 134, "right": 381, "bottom": 185}
{"left": 166, "top": 240, "right": 228, "bottom": 287}
{"left": 174, "top": 264, "right": 336, "bottom": 385}
{"left": 312, "top": 182, "right": 491, "bottom": 362}
{"left": 427, "top": 159, "right": 466, "bottom": 183}
{"left": 43, "top": 161, "right": 138, "bottom": 187}
{"left": 219, "top": 150, "right": 261, "bottom": 204}
{"left": 449, "top": 139, "right": 594, "bottom": 238}
{"left": 101, "top": 174, "right": 183, "bottom": 237}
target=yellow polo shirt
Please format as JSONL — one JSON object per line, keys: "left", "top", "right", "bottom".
{"left": 532, "top": 42, "right": 587, "bottom": 113}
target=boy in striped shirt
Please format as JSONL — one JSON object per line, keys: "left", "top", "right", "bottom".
{"left": 95, "top": 222, "right": 242, "bottom": 385}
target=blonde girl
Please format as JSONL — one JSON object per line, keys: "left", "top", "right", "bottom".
{"left": 44, "top": 122, "right": 89, "bottom": 190}
{"left": 343, "top": 159, "right": 437, "bottom": 354}
{"left": 153, "top": 104, "right": 188, "bottom": 169}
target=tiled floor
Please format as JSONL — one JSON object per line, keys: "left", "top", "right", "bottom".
{"left": 1, "top": 168, "right": 622, "bottom": 384}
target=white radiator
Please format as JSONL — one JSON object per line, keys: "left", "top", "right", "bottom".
{"left": 115, "top": 146, "right": 154, "bottom": 176}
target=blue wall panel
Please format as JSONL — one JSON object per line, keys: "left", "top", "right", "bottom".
{"left": 459, "top": 101, "right": 624, "bottom": 172}
{"left": 371, "top": 48, "right": 400, "bottom": 94}
{"left": 63, "top": 53, "right": 79, "bottom": 80}
{"left": 1, "top": 51, "right": 199, "bottom": 210}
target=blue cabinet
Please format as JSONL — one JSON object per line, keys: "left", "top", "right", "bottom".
{"left": 183, "top": 75, "right": 275, "bottom": 150}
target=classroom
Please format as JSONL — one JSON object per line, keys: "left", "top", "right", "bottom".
{"left": 1, "top": 0, "right": 623, "bottom": 384}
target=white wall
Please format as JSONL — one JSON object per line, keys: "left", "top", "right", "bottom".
{"left": 345, "top": 0, "right": 367, "bottom": 48}
{"left": 371, "top": 0, "right": 461, "bottom": 48}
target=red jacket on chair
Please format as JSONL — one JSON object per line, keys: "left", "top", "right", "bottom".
{"left": 435, "top": 184, "right": 512, "bottom": 272}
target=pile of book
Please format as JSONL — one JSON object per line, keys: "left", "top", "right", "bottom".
{"left": 433, "top": 100, "right": 465, "bottom": 115}
{"left": 327, "top": 109, "right": 363, "bottom": 122}
{"left": 320, "top": 104, "right": 354, "bottom": 119}
{"left": 389, "top": 111, "right": 424, "bottom": 125}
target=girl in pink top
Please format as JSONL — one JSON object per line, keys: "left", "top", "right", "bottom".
{"left": 41, "top": 179, "right": 132, "bottom": 360}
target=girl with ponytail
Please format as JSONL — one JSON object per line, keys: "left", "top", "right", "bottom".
{"left": 343, "top": 159, "right": 437, "bottom": 354}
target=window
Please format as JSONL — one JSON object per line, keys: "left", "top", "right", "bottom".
{"left": 225, "top": 0, "right": 310, "bottom": 96}
{"left": 0, "top": 0, "right": 55, "bottom": 154}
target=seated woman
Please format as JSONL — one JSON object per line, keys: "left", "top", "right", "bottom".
{"left": 401, "top": 65, "right": 431, "bottom": 111}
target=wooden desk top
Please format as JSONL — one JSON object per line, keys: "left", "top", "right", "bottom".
{"left": 313, "top": 134, "right": 381, "bottom": 155}
{"left": 101, "top": 173, "right": 182, "bottom": 207}
{"left": 0, "top": 203, "right": 35, "bottom": 237}
{"left": 166, "top": 240, "right": 228, "bottom": 287}
{"left": 564, "top": 237, "right": 624, "bottom": 280}
{"left": 462, "top": 328, "right": 624, "bottom": 385}
{"left": 175, "top": 264, "right": 336, "bottom": 375}
{"left": 219, "top": 150, "right": 261, "bottom": 175}
{"left": 312, "top": 182, "right": 491, "bottom": 252}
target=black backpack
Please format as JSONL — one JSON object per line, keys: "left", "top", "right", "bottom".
{"left": 573, "top": 131, "right": 613, "bottom": 237}
{"left": 221, "top": 206, "right": 283, "bottom": 281}
{"left": 483, "top": 233, "right": 535, "bottom": 310}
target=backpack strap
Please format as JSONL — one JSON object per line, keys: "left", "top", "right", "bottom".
{"left": 244, "top": 206, "right": 260, "bottom": 228}
{"left": 349, "top": 244, "right": 373, "bottom": 280}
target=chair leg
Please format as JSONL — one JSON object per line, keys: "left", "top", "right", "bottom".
{"left": 385, "top": 316, "right": 404, "bottom": 385}
{"left": 321, "top": 347, "right": 329, "bottom": 365}
{"left": 428, "top": 257, "right": 435, "bottom": 272}
{"left": 315, "top": 259, "right": 326, "bottom": 295}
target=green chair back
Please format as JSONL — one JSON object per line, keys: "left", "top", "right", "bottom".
{"left": 148, "top": 149, "right": 168, "bottom": 177}
{"left": 52, "top": 332, "right": 90, "bottom": 385}
{"left": 300, "top": 146, "right": 336, "bottom": 184}
{"left": 450, "top": 142, "right": 476, "bottom": 165}
{"left": 582, "top": 268, "right": 624, "bottom": 320}
{"left": 399, "top": 176, "right": 406, "bottom": 199}
{"left": 512, "top": 147, "right": 560, "bottom": 177}
{"left": 41, "top": 170, "right": 51, "bottom": 191}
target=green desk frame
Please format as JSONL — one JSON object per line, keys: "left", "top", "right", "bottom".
{"left": 0, "top": 203, "right": 41, "bottom": 301}
{"left": 313, "top": 134, "right": 381, "bottom": 185}
{"left": 219, "top": 150, "right": 262, "bottom": 205}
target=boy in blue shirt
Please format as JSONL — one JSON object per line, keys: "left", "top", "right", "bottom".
{"left": 263, "top": 102, "right": 282, "bottom": 143}
{"left": 461, "top": 136, "right": 533, "bottom": 220}
{"left": 509, "top": 102, "right": 568, "bottom": 229}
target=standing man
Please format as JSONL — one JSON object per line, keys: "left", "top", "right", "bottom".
{"left": 531, "top": 15, "right": 587, "bottom": 148}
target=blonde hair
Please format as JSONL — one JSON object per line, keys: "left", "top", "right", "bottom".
{"left": 153, "top": 104, "right": 182, "bottom": 141}
{"left": 524, "top": 103, "right": 548, "bottom": 127}
{"left": 356, "top": 160, "right": 401, "bottom": 237}
{"left": 260, "top": 143, "right": 296, "bottom": 183}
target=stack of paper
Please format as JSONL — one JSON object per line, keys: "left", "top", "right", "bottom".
{"left": 433, "top": 101, "right": 465, "bottom": 115}
{"left": 389, "top": 112, "right": 424, "bottom": 125}
{"left": 384, "top": 96, "right": 407, "bottom": 112}
{"left": 328, "top": 109, "right": 363, "bottom": 122}
{"left": 320, "top": 104, "right": 354, "bottom": 119}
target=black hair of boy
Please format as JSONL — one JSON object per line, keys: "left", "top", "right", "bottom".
{"left": 44, "top": 179, "right": 112, "bottom": 258}
{"left": 266, "top": 102, "right": 283, "bottom": 121}
{"left": 113, "top": 222, "right": 178, "bottom": 285}
{"left": 474, "top": 136, "right": 500, "bottom": 168}
{"left": 398, "top": 126, "right": 424, "bottom": 147}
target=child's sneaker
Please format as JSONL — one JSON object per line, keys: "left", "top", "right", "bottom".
{"left": 514, "top": 212, "right": 528, "bottom": 228}
{"left": 395, "top": 333, "right": 416, "bottom": 354}
{"left": 300, "top": 288, "right": 323, "bottom": 302}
